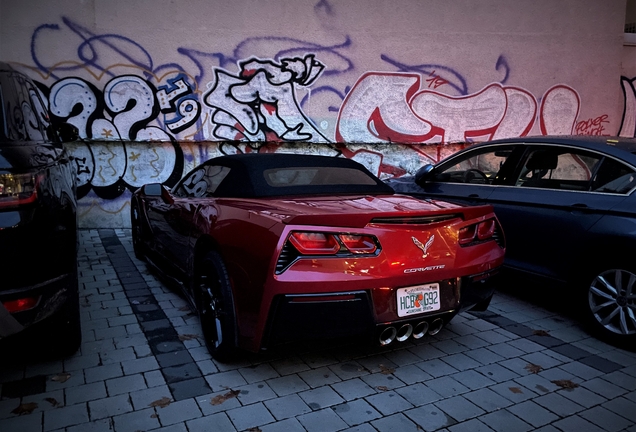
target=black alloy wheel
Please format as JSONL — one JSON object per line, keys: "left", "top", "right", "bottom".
{"left": 586, "top": 267, "right": 636, "bottom": 344}
{"left": 198, "top": 251, "right": 237, "bottom": 362}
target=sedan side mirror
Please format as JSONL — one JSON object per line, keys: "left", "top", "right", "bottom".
{"left": 414, "top": 164, "right": 435, "bottom": 185}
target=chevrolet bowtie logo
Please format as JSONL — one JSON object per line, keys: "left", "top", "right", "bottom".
{"left": 412, "top": 235, "right": 434, "bottom": 258}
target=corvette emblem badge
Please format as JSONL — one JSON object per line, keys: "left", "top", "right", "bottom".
{"left": 412, "top": 235, "right": 434, "bottom": 258}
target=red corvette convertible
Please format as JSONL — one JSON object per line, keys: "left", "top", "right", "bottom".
{"left": 131, "top": 153, "right": 505, "bottom": 360}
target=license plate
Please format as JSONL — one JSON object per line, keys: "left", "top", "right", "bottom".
{"left": 397, "top": 283, "right": 440, "bottom": 317}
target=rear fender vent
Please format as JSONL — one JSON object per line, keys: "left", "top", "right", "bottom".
{"left": 275, "top": 242, "right": 300, "bottom": 274}
{"left": 492, "top": 221, "right": 505, "bottom": 248}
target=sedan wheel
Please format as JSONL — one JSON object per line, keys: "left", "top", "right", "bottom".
{"left": 588, "top": 268, "right": 636, "bottom": 338}
{"left": 198, "top": 251, "right": 237, "bottom": 362}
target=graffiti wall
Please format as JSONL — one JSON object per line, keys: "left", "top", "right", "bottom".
{"left": 0, "top": 0, "right": 627, "bottom": 227}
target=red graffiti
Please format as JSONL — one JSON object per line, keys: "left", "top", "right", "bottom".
{"left": 425, "top": 70, "right": 448, "bottom": 89}
{"left": 575, "top": 114, "right": 609, "bottom": 136}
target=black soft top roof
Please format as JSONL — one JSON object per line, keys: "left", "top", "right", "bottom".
{"left": 203, "top": 153, "right": 395, "bottom": 198}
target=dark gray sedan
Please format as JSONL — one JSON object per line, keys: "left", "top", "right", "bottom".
{"left": 388, "top": 135, "right": 636, "bottom": 345}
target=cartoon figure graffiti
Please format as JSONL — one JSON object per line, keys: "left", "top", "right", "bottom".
{"left": 203, "top": 55, "right": 329, "bottom": 143}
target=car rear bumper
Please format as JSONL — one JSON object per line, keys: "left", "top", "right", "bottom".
{"left": 0, "top": 272, "right": 77, "bottom": 340}
{"left": 260, "top": 267, "right": 499, "bottom": 350}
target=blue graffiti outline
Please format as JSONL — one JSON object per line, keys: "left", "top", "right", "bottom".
{"left": 314, "top": 0, "right": 335, "bottom": 16}
{"left": 234, "top": 36, "right": 354, "bottom": 77}
{"left": 495, "top": 55, "right": 510, "bottom": 84}
{"left": 380, "top": 54, "right": 469, "bottom": 95}
{"left": 156, "top": 73, "right": 194, "bottom": 112}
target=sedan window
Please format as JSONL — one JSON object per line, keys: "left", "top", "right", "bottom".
{"left": 433, "top": 146, "right": 515, "bottom": 185}
{"left": 515, "top": 148, "right": 601, "bottom": 191}
{"left": 591, "top": 158, "right": 636, "bottom": 194}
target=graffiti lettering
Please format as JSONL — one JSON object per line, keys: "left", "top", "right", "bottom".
{"left": 575, "top": 115, "right": 609, "bottom": 136}
{"left": 425, "top": 71, "right": 448, "bottom": 89}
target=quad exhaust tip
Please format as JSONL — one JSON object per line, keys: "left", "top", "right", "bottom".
{"left": 412, "top": 321, "right": 429, "bottom": 339}
{"left": 428, "top": 318, "right": 444, "bottom": 336}
{"left": 379, "top": 326, "right": 397, "bottom": 346}
{"left": 396, "top": 324, "right": 413, "bottom": 342}
{"left": 379, "top": 318, "right": 445, "bottom": 345}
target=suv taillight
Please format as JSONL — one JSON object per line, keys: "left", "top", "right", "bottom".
{"left": 0, "top": 173, "right": 41, "bottom": 209}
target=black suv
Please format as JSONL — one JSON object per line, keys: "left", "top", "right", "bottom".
{"left": 0, "top": 62, "right": 81, "bottom": 357}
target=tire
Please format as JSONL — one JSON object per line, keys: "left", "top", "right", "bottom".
{"left": 583, "top": 266, "right": 636, "bottom": 346}
{"left": 197, "top": 251, "right": 238, "bottom": 362}
{"left": 131, "top": 200, "right": 145, "bottom": 261}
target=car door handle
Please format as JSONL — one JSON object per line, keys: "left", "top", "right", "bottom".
{"left": 468, "top": 194, "right": 480, "bottom": 198}
{"left": 570, "top": 203, "right": 588, "bottom": 208}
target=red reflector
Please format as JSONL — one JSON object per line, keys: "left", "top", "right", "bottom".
{"left": 289, "top": 232, "right": 340, "bottom": 255}
{"left": 477, "top": 219, "right": 495, "bottom": 240}
{"left": 3, "top": 297, "right": 39, "bottom": 313}
{"left": 339, "top": 234, "right": 377, "bottom": 254}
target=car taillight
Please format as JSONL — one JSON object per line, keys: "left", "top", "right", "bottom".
{"left": 2, "top": 296, "right": 40, "bottom": 313}
{"left": 459, "top": 219, "right": 497, "bottom": 246}
{"left": 0, "top": 173, "right": 41, "bottom": 209}
{"left": 286, "top": 231, "right": 380, "bottom": 257}
{"left": 289, "top": 232, "right": 340, "bottom": 255}
{"left": 477, "top": 219, "right": 495, "bottom": 240}
{"left": 339, "top": 234, "right": 378, "bottom": 254}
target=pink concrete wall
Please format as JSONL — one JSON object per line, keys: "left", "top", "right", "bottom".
{"left": 0, "top": 0, "right": 628, "bottom": 227}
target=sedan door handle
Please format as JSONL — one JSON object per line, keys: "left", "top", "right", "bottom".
{"left": 570, "top": 203, "right": 588, "bottom": 208}
{"left": 468, "top": 194, "right": 480, "bottom": 198}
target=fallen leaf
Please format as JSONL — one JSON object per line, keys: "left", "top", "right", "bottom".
{"left": 379, "top": 364, "right": 395, "bottom": 375}
{"left": 51, "top": 373, "right": 71, "bottom": 383}
{"left": 148, "top": 397, "right": 172, "bottom": 408}
{"left": 210, "top": 390, "right": 240, "bottom": 405}
{"left": 178, "top": 334, "right": 200, "bottom": 341}
{"left": 150, "top": 414, "right": 158, "bottom": 418}
{"left": 246, "top": 428, "right": 262, "bottom": 432}
{"left": 178, "top": 306, "right": 190, "bottom": 311}
{"left": 376, "top": 386, "right": 390, "bottom": 391}
{"left": 552, "top": 379, "right": 580, "bottom": 390}
{"left": 11, "top": 403, "right": 38, "bottom": 415}
{"left": 532, "top": 329, "right": 550, "bottom": 337}
{"left": 44, "top": 397, "right": 60, "bottom": 407}
{"left": 509, "top": 387, "right": 523, "bottom": 394}
{"left": 525, "top": 363, "right": 543, "bottom": 374}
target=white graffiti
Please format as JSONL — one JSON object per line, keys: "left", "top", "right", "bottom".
{"left": 336, "top": 72, "right": 581, "bottom": 143}
{"left": 539, "top": 85, "right": 580, "bottom": 135}
{"left": 203, "top": 55, "right": 329, "bottom": 142}
{"left": 411, "top": 83, "right": 507, "bottom": 142}
{"left": 491, "top": 87, "right": 537, "bottom": 139}
{"left": 619, "top": 76, "right": 636, "bottom": 138}
{"left": 336, "top": 72, "right": 435, "bottom": 143}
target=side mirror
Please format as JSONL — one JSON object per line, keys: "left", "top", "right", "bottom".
{"left": 143, "top": 183, "right": 163, "bottom": 197}
{"left": 414, "top": 164, "right": 435, "bottom": 185}
{"left": 54, "top": 122, "right": 80, "bottom": 143}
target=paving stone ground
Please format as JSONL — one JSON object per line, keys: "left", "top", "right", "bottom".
{"left": 0, "top": 229, "right": 635, "bottom": 432}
